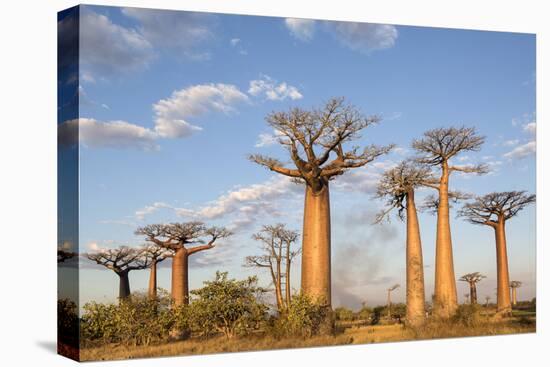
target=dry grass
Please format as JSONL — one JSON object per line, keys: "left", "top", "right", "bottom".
{"left": 80, "top": 316, "right": 535, "bottom": 361}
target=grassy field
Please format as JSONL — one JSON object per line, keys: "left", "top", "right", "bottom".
{"left": 80, "top": 314, "right": 535, "bottom": 361}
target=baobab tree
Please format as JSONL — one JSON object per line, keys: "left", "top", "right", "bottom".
{"left": 376, "top": 161, "right": 433, "bottom": 327}
{"left": 459, "top": 272, "right": 486, "bottom": 305}
{"left": 86, "top": 246, "right": 151, "bottom": 300}
{"left": 459, "top": 191, "right": 535, "bottom": 315}
{"left": 510, "top": 281, "right": 522, "bottom": 306}
{"left": 136, "top": 222, "right": 232, "bottom": 306}
{"left": 249, "top": 97, "right": 393, "bottom": 307}
{"left": 244, "top": 224, "right": 300, "bottom": 312}
{"left": 57, "top": 249, "right": 76, "bottom": 263}
{"left": 143, "top": 244, "right": 173, "bottom": 299}
{"left": 386, "top": 284, "right": 400, "bottom": 319}
{"left": 413, "top": 127, "right": 487, "bottom": 318}
{"left": 464, "top": 293, "right": 470, "bottom": 304}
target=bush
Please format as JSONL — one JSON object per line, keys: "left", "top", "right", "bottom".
{"left": 452, "top": 304, "right": 482, "bottom": 327}
{"left": 188, "top": 271, "right": 268, "bottom": 339}
{"left": 81, "top": 290, "right": 177, "bottom": 346}
{"left": 334, "top": 307, "right": 354, "bottom": 321}
{"left": 58, "top": 298, "right": 79, "bottom": 347}
{"left": 271, "top": 293, "right": 331, "bottom": 338}
{"left": 355, "top": 306, "right": 372, "bottom": 322}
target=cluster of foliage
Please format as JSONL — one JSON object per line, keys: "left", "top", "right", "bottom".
{"left": 81, "top": 290, "right": 176, "bottom": 346}
{"left": 452, "top": 304, "right": 483, "bottom": 327}
{"left": 270, "top": 293, "right": 332, "bottom": 338}
{"left": 81, "top": 273, "right": 269, "bottom": 345}
{"left": 187, "top": 272, "right": 268, "bottom": 339}
{"left": 58, "top": 298, "right": 79, "bottom": 347}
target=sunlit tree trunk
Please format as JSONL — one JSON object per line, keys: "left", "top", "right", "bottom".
{"left": 117, "top": 271, "right": 131, "bottom": 300}
{"left": 434, "top": 162, "right": 458, "bottom": 318}
{"left": 285, "top": 247, "right": 292, "bottom": 309}
{"left": 406, "top": 190, "right": 426, "bottom": 327}
{"left": 494, "top": 219, "right": 511, "bottom": 315}
{"left": 148, "top": 259, "right": 158, "bottom": 300}
{"left": 470, "top": 282, "right": 478, "bottom": 304}
{"left": 172, "top": 248, "right": 189, "bottom": 306}
{"left": 511, "top": 288, "right": 517, "bottom": 306}
{"left": 301, "top": 184, "right": 331, "bottom": 306}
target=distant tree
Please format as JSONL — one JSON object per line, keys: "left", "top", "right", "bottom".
{"left": 136, "top": 223, "right": 232, "bottom": 305}
{"left": 334, "top": 307, "right": 355, "bottom": 321}
{"left": 86, "top": 246, "right": 151, "bottom": 300}
{"left": 459, "top": 272, "right": 486, "bottom": 304}
{"left": 464, "top": 293, "right": 470, "bottom": 304}
{"left": 244, "top": 224, "right": 300, "bottom": 312}
{"left": 510, "top": 281, "right": 522, "bottom": 306}
{"left": 376, "top": 161, "right": 433, "bottom": 327}
{"left": 413, "top": 127, "right": 486, "bottom": 318}
{"left": 249, "top": 97, "right": 393, "bottom": 307}
{"left": 484, "top": 296, "right": 491, "bottom": 308}
{"left": 459, "top": 191, "right": 535, "bottom": 315}
{"left": 386, "top": 284, "right": 400, "bottom": 319}
{"left": 143, "top": 245, "right": 173, "bottom": 300}
{"left": 57, "top": 249, "right": 76, "bottom": 263}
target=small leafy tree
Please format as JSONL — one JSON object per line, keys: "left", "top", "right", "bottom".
{"left": 188, "top": 272, "right": 268, "bottom": 339}
{"left": 334, "top": 307, "right": 355, "bottom": 321}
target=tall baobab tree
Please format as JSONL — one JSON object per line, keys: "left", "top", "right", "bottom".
{"left": 136, "top": 222, "right": 232, "bottom": 306}
{"left": 244, "top": 224, "right": 300, "bottom": 312}
{"left": 143, "top": 245, "right": 173, "bottom": 300}
{"left": 376, "top": 161, "right": 433, "bottom": 327}
{"left": 413, "top": 127, "right": 487, "bottom": 317}
{"left": 386, "top": 284, "right": 400, "bottom": 319}
{"left": 459, "top": 272, "right": 486, "bottom": 305}
{"left": 459, "top": 191, "right": 535, "bottom": 315}
{"left": 510, "top": 281, "right": 522, "bottom": 306}
{"left": 464, "top": 293, "right": 470, "bottom": 304}
{"left": 249, "top": 97, "right": 393, "bottom": 306}
{"left": 86, "top": 246, "right": 151, "bottom": 300}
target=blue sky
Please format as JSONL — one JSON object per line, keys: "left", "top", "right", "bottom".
{"left": 58, "top": 5, "right": 536, "bottom": 309}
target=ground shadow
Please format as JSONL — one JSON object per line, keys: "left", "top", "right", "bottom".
{"left": 36, "top": 340, "right": 57, "bottom": 354}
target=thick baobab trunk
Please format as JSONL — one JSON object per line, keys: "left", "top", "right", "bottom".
{"left": 118, "top": 271, "right": 131, "bottom": 300}
{"left": 511, "top": 288, "right": 517, "bottom": 306}
{"left": 494, "top": 220, "right": 511, "bottom": 315}
{"left": 433, "top": 163, "right": 458, "bottom": 318}
{"left": 301, "top": 184, "right": 331, "bottom": 306}
{"left": 405, "top": 191, "right": 426, "bottom": 327}
{"left": 148, "top": 260, "right": 158, "bottom": 299}
{"left": 172, "top": 248, "right": 189, "bottom": 306}
{"left": 469, "top": 283, "right": 478, "bottom": 304}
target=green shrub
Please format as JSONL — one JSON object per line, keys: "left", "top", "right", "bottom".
{"left": 334, "top": 307, "right": 354, "bottom": 321}
{"left": 188, "top": 271, "right": 268, "bottom": 339}
{"left": 452, "top": 304, "right": 482, "bottom": 327}
{"left": 57, "top": 298, "right": 79, "bottom": 347}
{"left": 271, "top": 293, "right": 331, "bottom": 338}
{"left": 81, "top": 290, "right": 177, "bottom": 346}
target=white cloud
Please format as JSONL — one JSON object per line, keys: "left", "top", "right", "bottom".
{"left": 121, "top": 7, "right": 215, "bottom": 57}
{"left": 58, "top": 118, "right": 159, "bottom": 151}
{"left": 285, "top": 18, "right": 316, "bottom": 41}
{"left": 80, "top": 8, "right": 154, "bottom": 76}
{"left": 523, "top": 122, "right": 536, "bottom": 135}
{"left": 153, "top": 83, "right": 249, "bottom": 138}
{"left": 504, "top": 141, "right": 536, "bottom": 160}
{"left": 254, "top": 129, "right": 285, "bottom": 148}
{"left": 332, "top": 160, "right": 397, "bottom": 194}
{"left": 503, "top": 139, "right": 519, "bottom": 147}
{"left": 248, "top": 75, "right": 303, "bottom": 101}
{"left": 230, "top": 38, "right": 241, "bottom": 46}
{"left": 327, "top": 22, "right": 398, "bottom": 53}
{"left": 135, "top": 202, "right": 171, "bottom": 220}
